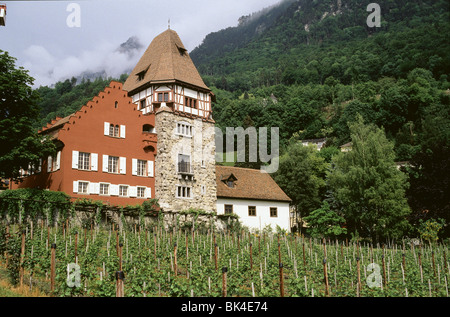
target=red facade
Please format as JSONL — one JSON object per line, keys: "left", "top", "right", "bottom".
{"left": 11, "top": 81, "right": 157, "bottom": 207}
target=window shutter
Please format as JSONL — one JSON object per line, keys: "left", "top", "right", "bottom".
{"left": 110, "top": 184, "right": 119, "bottom": 196}
{"left": 56, "top": 151, "right": 61, "bottom": 170}
{"left": 89, "top": 182, "right": 99, "bottom": 195}
{"left": 72, "top": 151, "right": 79, "bottom": 169}
{"left": 73, "top": 181, "right": 78, "bottom": 193}
{"left": 47, "top": 156, "right": 52, "bottom": 172}
{"left": 119, "top": 157, "right": 126, "bottom": 174}
{"left": 147, "top": 160, "right": 154, "bottom": 177}
{"left": 145, "top": 187, "right": 152, "bottom": 199}
{"left": 120, "top": 125, "right": 126, "bottom": 138}
{"left": 129, "top": 186, "right": 137, "bottom": 198}
{"left": 102, "top": 155, "right": 108, "bottom": 172}
{"left": 104, "top": 122, "right": 110, "bottom": 136}
{"left": 91, "top": 153, "right": 98, "bottom": 171}
{"left": 132, "top": 159, "right": 137, "bottom": 176}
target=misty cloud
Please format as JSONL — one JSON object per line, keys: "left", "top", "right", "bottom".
{"left": 22, "top": 39, "right": 145, "bottom": 88}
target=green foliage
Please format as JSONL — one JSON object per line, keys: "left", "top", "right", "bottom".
{"left": 417, "top": 218, "right": 446, "bottom": 244}
{"left": 274, "top": 142, "right": 327, "bottom": 218}
{"left": 304, "top": 201, "right": 347, "bottom": 239}
{"left": 0, "top": 50, "right": 55, "bottom": 181}
{"left": 0, "top": 188, "right": 71, "bottom": 223}
{"left": 327, "top": 115, "right": 412, "bottom": 241}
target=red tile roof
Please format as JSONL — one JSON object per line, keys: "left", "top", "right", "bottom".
{"left": 216, "top": 165, "right": 291, "bottom": 203}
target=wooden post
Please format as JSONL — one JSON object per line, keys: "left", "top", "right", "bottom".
{"left": 323, "top": 258, "right": 329, "bottom": 296}
{"left": 4, "top": 225, "right": 9, "bottom": 266}
{"left": 119, "top": 243, "right": 123, "bottom": 271}
{"left": 214, "top": 243, "right": 218, "bottom": 271}
{"left": 116, "top": 232, "right": 120, "bottom": 256}
{"left": 154, "top": 233, "right": 157, "bottom": 260}
{"left": 74, "top": 231, "right": 78, "bottom": 262}
{"left": 50, "top": 243, "right": 56, "bottom": 293}
{"left": 432, "top": 251, "right": 437, "bottom": 277}
{"left": 222, "top": 267, "right": 227, "bottom": 297}
{"left": 186, "top": 232, "right": 189, "bottom": 260}
{"left": 402, "top": 253, "right": 406, "bottom": 271}
{"left": 174, "top": 243, "right": 178, "bottom": 276}
{"left": 20, "top": 229, "right": 26, "bottom": 287}
{"left": 250, "top": 243, "right": 253, "bottom": 270}
{"left": 279, "top": 262, "right": 284, "bottom": 297}
{"left": 116, "top": 271, "right": 125, "bottom": 297}
{"left": 382, "top": 255, "right": 387, "bottom": 288}
{"left": 302, "top": 242, "right": 306, "bottom": 267}
{"left": 356, "top": 256, "right": 361, "bottom": 297}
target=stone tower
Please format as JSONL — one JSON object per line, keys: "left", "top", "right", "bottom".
{"left": 123, "top": 29, "right": 217, "bottom": 213}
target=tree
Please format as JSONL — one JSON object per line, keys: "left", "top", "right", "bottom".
{"left": 0, "top": 51, "right": 55, "bottom": 182}
{"left": 273, "top": 142, "right": 327, "bottom": 233}
{"left": 327, "top": 115, "right": 411, "bottom": 242}
{"left": 407, "top": 99, "right": 450, "bottom": 237}
{"left": 303, "top": 201, "right": 347, "bottom": 239}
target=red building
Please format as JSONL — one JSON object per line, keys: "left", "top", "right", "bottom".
{"left": 12, "top": 29, "right": 216, "bottom": 210}
{"left": 12, "top": 81, "right": 157, "bottom": 206}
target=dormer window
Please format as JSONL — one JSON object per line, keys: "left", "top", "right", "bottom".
{"left": 177, "top": 44, "right": 187, "bottom": 57}
{"left": 136, "top": 65, "right": 150, "bottom": 81}
{"left": 137, "top": 71, "right": 146, "bottom": 81}
{"left": 222, "top": 173, "right": 237, "bottom": 188}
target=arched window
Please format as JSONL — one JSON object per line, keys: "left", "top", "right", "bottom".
{"left": 114, "top": 125, "right": 120, "bottom": 137}
{"left": 109, "top": 124, "right": 115, "bottom": 136}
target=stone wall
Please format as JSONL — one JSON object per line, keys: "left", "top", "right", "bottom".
{"left": 155, "top": 108, "right": 217, "bottom": 213}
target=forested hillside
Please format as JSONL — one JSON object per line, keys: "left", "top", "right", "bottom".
{"left": 30, "top": 0, "right": 449, "bottom": 238}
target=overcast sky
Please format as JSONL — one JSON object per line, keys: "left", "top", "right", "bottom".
{"left": 1, "top": 0, "right": 282, "bottom": 87}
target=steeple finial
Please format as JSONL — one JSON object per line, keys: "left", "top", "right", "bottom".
{"left": 168, "top": 18, "right": 170, "bottom": 30}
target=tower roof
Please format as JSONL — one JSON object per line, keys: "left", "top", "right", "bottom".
{"left": 123, "top": 29, "right": 209, "bottom": 94}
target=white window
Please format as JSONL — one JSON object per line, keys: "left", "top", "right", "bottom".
{"left": 119, "top": 185, "right": 128, "bottom": 197}
{"left": 48, "top": 151, "right": 61, "bottom": 172}
{"left": 78, "top": 152, "right": 90, "bottom": 170}
{"left": 132, "top": 159, "right": 154, "bottom": 177}
{"left": 100, "top": 183, "right": 110, "bottom": 195}
{"left": 137, "top": 187, "right": 146, "bottom": 198}
{"left": 176, "top": 122, "right": 193, "bottom": 137}
{"left": 137, "top": 160, "right": 146, "bottom": 176}
{"left": 108, "top": 156, "right": 119, "bottom": 173}
{"left": 104, "top": 122, "right": 126, "bottom": 138}
{"left": 78, "top": 181, "right": 89, "bottom": 194}
{"left": 176, "top": 185, "right": 192, "bottom": 199}
{"left": 73, "top": 151, "right": 97, "bottom": 171}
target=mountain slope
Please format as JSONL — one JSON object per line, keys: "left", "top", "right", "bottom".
{"left": 190, "top": 0, "right": 450, "bottom": 91}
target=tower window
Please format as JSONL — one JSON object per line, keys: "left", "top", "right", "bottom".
{"left": 158, "top": 92, "right": 169, "bottom": 102}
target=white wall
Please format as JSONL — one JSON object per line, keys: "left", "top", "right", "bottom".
{"left": 216, "top": 198, "right": 291, "bottom": 232}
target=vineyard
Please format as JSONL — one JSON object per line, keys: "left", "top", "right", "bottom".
{"left": 0, "top": 217, "right": 449, "bottom": 298}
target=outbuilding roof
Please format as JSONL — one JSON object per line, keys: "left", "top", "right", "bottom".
{"left": 215, "top": 165, "right": 291, "bottom": 203}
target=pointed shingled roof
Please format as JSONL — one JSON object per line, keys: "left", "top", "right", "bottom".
{"left": 123, "top": 29, "right": 209, "bottom": 94}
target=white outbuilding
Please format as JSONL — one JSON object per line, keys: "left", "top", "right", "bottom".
{"left": 215, "top": 165, "right": 292, "bottom": 232}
